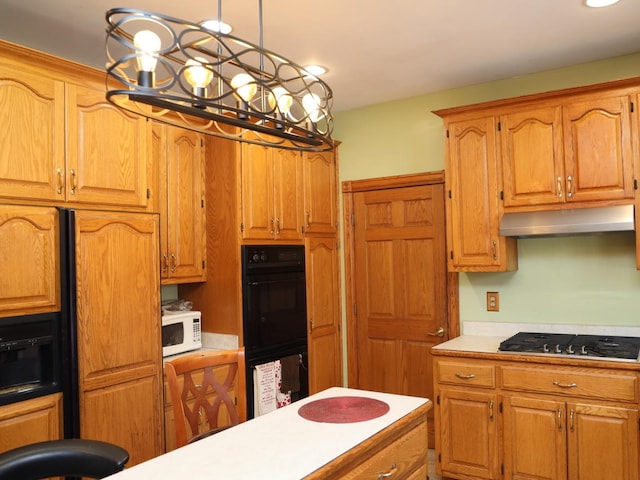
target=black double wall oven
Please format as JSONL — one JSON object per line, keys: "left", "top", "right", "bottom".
{"left": 241, "top": 245, "right": 309, "bottom": 419}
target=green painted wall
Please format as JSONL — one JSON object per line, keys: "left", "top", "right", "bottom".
{"left": 334, "top": 53, "right": 640, "bottom": 330}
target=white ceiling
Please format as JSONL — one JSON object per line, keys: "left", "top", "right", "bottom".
{"left": 1, "top": 0, "right": 640, "bottom": 112}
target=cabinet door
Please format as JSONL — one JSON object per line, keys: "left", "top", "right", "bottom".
{"left": 305, "top": 236, "right": 342, "bottom": 394}
{"left": 0, "top": 64, "right": 65, "bottom": 202}
{"left": 503, "top": 395, "right": 567, "bottom": 480}
{"left": 164, "top": 127, "right": 206, "bottom": 283}
{"left": 240, "top": 143, "right": 276, "bottom": 240}
{"left": 438, "top": 388, "right": 500, "bottom": 480}
{"left": 303, "top": 150, "right": 338, "bottom": 234}
{"left": 563, "top": 95, "right": 634, "bottom": 203}
{"left": 501, "top": 106, "right": 564, "bottom": 207}
{"left": 567, "top": 403, "right": 638, "bottom": 480}
{"left": 74, "top": 210, "right": 163, "bottom": 466}
{"left": 0, "top": 205, "right": 59, "bottom": 317}
{"left": 445, "top": 116, "right": 516, "bottom": 271}
{"left": 0, "top": 393, "right": 62, "bottom": 453}
{"left": 272, "top": 148, "right": 303, "bottom": 240}
{"left": 66, "top": 83, "right": 149, "bottom": 208}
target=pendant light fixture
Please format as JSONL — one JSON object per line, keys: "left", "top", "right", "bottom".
{"left": 105, "top": 1, "right": 334, "bottom": 151}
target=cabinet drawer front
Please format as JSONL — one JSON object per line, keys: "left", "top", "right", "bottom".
{"left": 341, "top": 422, "right": 427, "bottom": 480}
{"left": 501, "top": 365, "right": 638, "bottom": 402}
{"left": 436, "top": 360, "right": 495, "bottom": 388}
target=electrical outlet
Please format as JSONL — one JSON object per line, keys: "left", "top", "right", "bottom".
{"left": 487, "top": 292, "right": 499, "bottom": 312}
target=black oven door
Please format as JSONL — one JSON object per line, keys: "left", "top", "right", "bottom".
{"left": 243, "top": 271, "right": 307, "bottom": 353}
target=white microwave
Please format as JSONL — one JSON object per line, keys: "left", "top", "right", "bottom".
{"left": 161, "top": 311, "right": 202, "bottom": 357}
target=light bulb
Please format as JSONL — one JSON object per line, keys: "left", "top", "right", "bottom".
{"left": 184, "top": 57, "right": 214, "bottom": 89}
{"left": 133, "top": 30, "right": 161, "bottom": 72}
{"left": 268, "top": 87, "right": 293, "bottom": 115}
{"left": 230, "top": 73, "right": 257, "bottom": 103}
{"left": 302, "top": 93, "right": 324, "bottom": 122}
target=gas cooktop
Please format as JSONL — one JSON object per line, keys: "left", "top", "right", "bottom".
{"left": 498, "top": 332, "right": 640, "bottom": 360}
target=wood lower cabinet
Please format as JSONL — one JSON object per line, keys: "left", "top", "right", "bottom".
{"left": 0, "top": 205, "right": 59, "bottom": 317}
{"left": 305, "top": 402, "right": 430, "bottom": 480}
{"left": 0, "top": 393, "right": 63, "bottom": 454}
{"left": 433, "top": 351, "right": 640, "bottom": 480}
{"left": 0, "top": 42, "right": 150, "bottom": 209}
{"left": 153, "top": 123, "right": 206, "bottom": 284}
{"left": 75, "top": 210, "right": 163, "bottom": 467}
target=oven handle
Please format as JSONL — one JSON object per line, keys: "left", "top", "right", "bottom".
{"left": 247, "top": 279, "right": 302, "bottom": 286}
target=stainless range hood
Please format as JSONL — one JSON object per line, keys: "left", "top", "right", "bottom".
{"left": 499, "top": 204, "right": 635, "bottom": 237}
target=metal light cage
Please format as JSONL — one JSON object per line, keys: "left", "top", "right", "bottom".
{"left": 105, "top": 7, "right": 334, "bottom": 151}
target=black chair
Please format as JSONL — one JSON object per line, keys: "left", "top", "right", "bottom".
{"left": 0, "top": 439, "right": 129, "bottom": 480}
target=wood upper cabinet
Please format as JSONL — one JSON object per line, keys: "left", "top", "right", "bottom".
{"left": 0, "top": 64, "right": 65, "bottom": 202}
{"left": 0, "top": 205, "right": 60, "bottom": 317}
{"left": 305, "top": 236, "right": 342, "bottom": 394}
{"left": 0, "top": 393, "right": 62, "bottom": 454}
{"left": 443, "top": 115, "right": 517, "bottom": 272}
{"left": 501, "top": 94, "right": 634, "bottom": 208}
{"left": 154, "top": 123, "right": 206, "bottom": 284}
{"left": 302, "top": 150, "right": 338, "bottom": 235}
{"left": 0, "top": 60, "right": 150, "bottom": 208}
{"left": 240, "top": 143, "right": 303, "bottom": 241}
{"left": 74, "top": 210, "right": 163, "bottom": 467}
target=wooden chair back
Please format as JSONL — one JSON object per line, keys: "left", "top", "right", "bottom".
{"left": 165, "top": 348, "right": 246, "bottom": 448}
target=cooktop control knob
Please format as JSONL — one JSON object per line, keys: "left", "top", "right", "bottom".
{"left": 543, "top": 343, "right": 550, "bottom": 353}
{"left": 554, "top": 344, "right": 563, "bottom": 354}
{"left": 251, "top": 252, "right": 261, "bottom": 263}
{"left": 567, "top": 345, "right": 575, "bottom": 354}
{"left": 581, "top": 345, "right": 588, "bottom": 355}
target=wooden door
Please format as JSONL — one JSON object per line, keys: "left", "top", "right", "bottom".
{"left": 567, "top": 402, "right": 638, "bottom": 480}
{"left": 74, "top": 210, "right": 163, "bottom": 466}
{"left": 66, "top": 83, "right": 149, "bottom": 208}
{"left": 305, "top": 236, "right": 342, "bottom": 394}
{"left": 351, "top": 181, "right": 447, "bottom": 444}
{"left": 0, "top": 64, "right": 65, "bottom": 202}
{"left": 303, "top": 150, "right": 338, "bottom": 235}
{"left": 438, "top": 388, "right": 500, "bottom": 480}
{"left": 563, "top": 95, "right": 634, "bottom": 203}
{"left": 165, "top": 126, "right": 206, "bottom": 282}
{"left": 241, "top": 143, "right": 275, "bottom": 240}
{"left": 503, "top": 395, "right": 567, "bottom": 480}
{"left": 501, "top": 105, "right": 564, "bottom": 207}
{"left": 0, "top": 205, "right": 60, "bottom": 317}
{"left": 272, "top": 148, "right": 303, "bottom": 241}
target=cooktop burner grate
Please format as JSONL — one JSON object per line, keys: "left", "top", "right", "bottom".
{"left": 498, "top": 332, "right": 640, "bottom": 360}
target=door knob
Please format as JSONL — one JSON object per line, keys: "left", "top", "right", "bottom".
{"left": 429, "top": 326, "right": 445, "bottom": 337}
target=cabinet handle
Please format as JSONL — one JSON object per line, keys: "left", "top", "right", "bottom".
{"left": 170, "top": 253, "right": 177, "bottom": 273}
{"left": 454, "top": 373, "right": 476, "bottom": 380}
{"left": 56, "top": 168, "right": 65, "bottom": 194}
{"left": 557, "top": 408, "right": 563, "bottom": 431}
{"left": 270, "top": 217, "right": 276, "bottom": 237}
{"left": 69, "top": 169, "right": 77, "bottom": 195}
{"left": 428, "top": 326, "right": 446, "bottom": 337}
{"left": 492, "top": 240, "right": 497, "bottom": 261}
{"left": 566, "top": 176, "right": 573, "bottom": 198}
{"left": 306, "top": 210, "right": 311, "bottom": 228}
{"left": 557, "top": 176, "right": 563, "bottom": 198}
{"left": 309, "top": 318, "right": 314, "bottom": 332}
{"left": 553, "top": 381, "right": 577, "bottom": 389}
{"left": 569, "top": 408, "right": 575, "bottom": 432}
{"left": 377, "top": 464, "right": 397, "bottom": 479}
{"left": 489, "top": 400, "right": 494, "bottom": 421}
{"left": 275, "top": 217, "right": 281, "bottom": 237}
{"left": 162, "top": 253, "right": 169, "bottom": 274}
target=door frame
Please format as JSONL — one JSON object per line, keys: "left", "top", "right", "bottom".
{"left": 341, "top": 171, "right": 459, "bottom": 387}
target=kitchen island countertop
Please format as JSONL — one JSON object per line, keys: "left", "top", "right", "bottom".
{"left": 105, "top": 387, "right": 430, "bottom": 479}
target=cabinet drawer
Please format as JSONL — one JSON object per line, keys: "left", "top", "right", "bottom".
{"left": 501, "top": 365, "right": 638, "bottom": 402}
{"left": 341, "top": 421, "right": 427, "bottom": 480}
{"left": 436, "top": 360, "right": 495, "bottom": 388}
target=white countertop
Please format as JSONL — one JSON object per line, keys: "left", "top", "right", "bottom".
{"left": 106, "top": 387, "right": 429, "bottom": 480}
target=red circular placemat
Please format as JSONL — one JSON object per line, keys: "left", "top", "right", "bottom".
{"left": 298, "top": 396, "right": 390, "bottom": 423}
